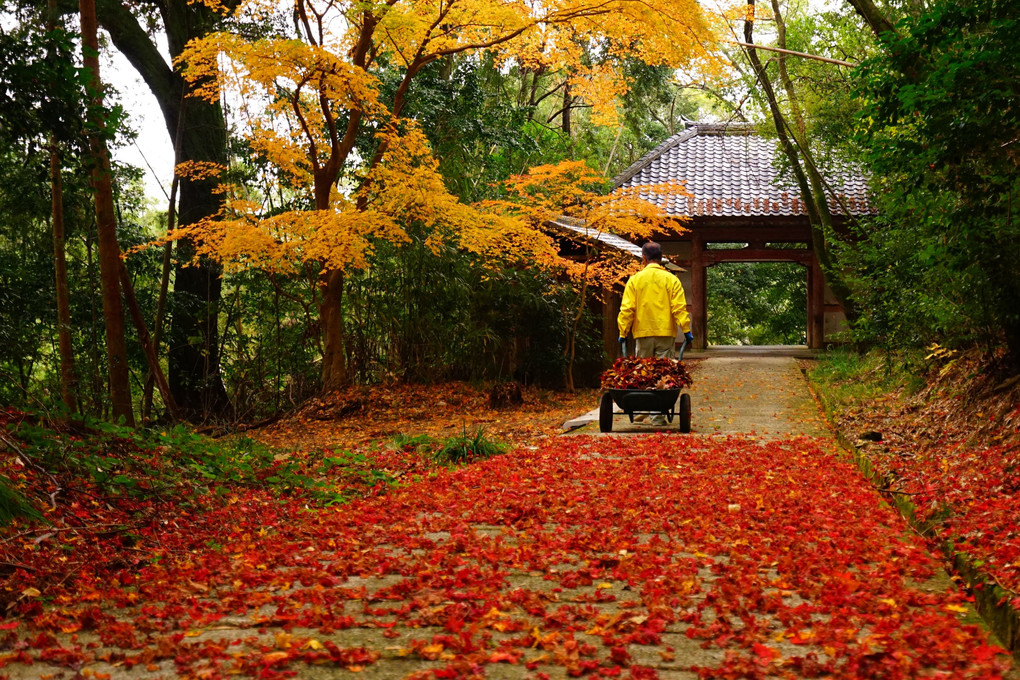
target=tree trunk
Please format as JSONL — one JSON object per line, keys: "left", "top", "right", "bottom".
{"left": 742, "top": 0, "right": 857, "bottom": 321}
{"left": 319, "top": 269, "right": 347, "bottom": 390}
{"left": 301, "top": 7, "right": 376, "bottom": 392}
{"left": 80, "top": 0, "right": 134, "bottom": 427}
{"left": 170, "top": 141, "right": 231, "bottom": 420}
{"left": 143, "top": 110, "right": 183, "bottom": 421}
{"left": 843, "top": 0, "right": 898, "bottom": 41}
{"left": 50, "top": 141, "right": 77, "bottom": 414}
{"left": 119, "top": 261, "right": 181, "bottom": 421}
{"left": 95, "top": 0, "right": 232, "bottom": 420}
{"left": 46, "top": 0, "right": 76, "bottom": 414}
{"left": 562, "top": 82, "right": 572, "bottom": 137}
{"left": 142, "top": 225, "right": 174, "bottom": 420}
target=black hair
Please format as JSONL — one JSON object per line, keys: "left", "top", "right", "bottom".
{"left": 642, "top": 241, "right": 662, "bottom": 262}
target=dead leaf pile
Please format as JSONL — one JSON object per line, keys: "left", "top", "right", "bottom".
{"left": 1, "top": 433, "right": 1012, "bottom": 678}
{"left": 817, "top": 348, "right": 1020, "bottom": 600}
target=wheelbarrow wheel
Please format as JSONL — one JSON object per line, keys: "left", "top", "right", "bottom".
{"left": 678, "top": 393, "right": 691, "bottom": 433}
{"left": 599, "top": 393, "right": 614, "bottom": 433}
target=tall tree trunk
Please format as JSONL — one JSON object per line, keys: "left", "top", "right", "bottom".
{"left": 46, "top": 0, "right": 76, "bottom": 414}
{"left": 84, "top": 232, "right": 104, "bottom": 415}
{"left": 742, "top": 0, "right": 857, "bottom": 321}
{"left": 142, "top": 172, "right": 177, "bottom": 421}
{"left": 118, "top": 262, "right": 180, "bottom": 420}
{"left": 319, "top": 269, "right": 347, "bottom": 390}
{"left": 562, "top": 82, "right": 572, "bottom": 137}
{"left": 50, "top": 141, "right": 77, "bottom": 414}
{"left": 301, "top": 5, "right": 375, "bottom": 391}
{"left": 79, "top": 0, "right": 134, "bottom": 426}
{"left": 95, "top": 0, "right": 232, "bottom": 421}
{"left": 170, "top": 126, "right": 231, "bottom": 419}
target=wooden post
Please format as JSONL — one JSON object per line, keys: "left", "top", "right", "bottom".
{"left": 689, "top": 237, "right": 707, "bottom": 349}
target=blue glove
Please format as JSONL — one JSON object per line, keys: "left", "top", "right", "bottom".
{"left": 684, "top": 332, "right": 694, "bottom": 343}
{"left": 618, "top": 336, "right": 626, "bottom": 344}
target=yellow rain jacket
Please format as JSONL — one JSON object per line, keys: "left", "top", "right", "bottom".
{"left": 617, "top": 263, "right": 691, "bottom": 338}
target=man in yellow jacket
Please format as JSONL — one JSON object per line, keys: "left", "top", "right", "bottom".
{"left": 617, "top": 242, "right": 693, "bottom": 359}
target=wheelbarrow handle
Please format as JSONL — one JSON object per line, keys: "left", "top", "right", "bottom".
{"left": 619, "top": 337, "right": 688, "bottom": 361}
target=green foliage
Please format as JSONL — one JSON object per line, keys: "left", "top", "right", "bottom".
{"left": 218, "top": 269, "right": 322, "bottom": 420}
{"left": 0, "top": 475, "right": 44, "bottom": 526}
{"left": 773, "top": 5, "right": 882, "bottom": 157}
{"left": 5, "top": 416, "right": 351, "bottom": 505}
{"left": 343, "top": 233, "right": 579, "bottom": 387}
{"left": 0, "top": 6, "right": 162, "bottom": 416}
{"left": 809, "top": 348, "right": 927, "bottom": 409}
{"left": 0, "top": 11, "right": 88, "bottom": 153}
{"left": 391, "top": 57, "right": 541, "bottom": 202}
{"left": 707, "top": 263, "right": 806, "bottom": 345}
{"left": 434, "top": 427, "right": 506, "bottom": 465}
{"left": 391, "top": 433, "right": 437, "bottom": 453}
{"left": 0, "top": 149, "right": 163, "bottom": 414}
{"left": 392, "top": 55, "right": 709, "bottom": 198}
{"left": 852, "top": 0, "right": 1020, "bottom": 359}
{"left": 0, "top": 152, "right": 57, "bottom": 400}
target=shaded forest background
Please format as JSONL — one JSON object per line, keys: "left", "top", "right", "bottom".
{"left": 0, "top": 0, "right": 1017, "bottom": 426}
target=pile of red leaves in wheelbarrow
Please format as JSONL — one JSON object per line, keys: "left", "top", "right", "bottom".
{"left": 600, "top": 356, "right": 693, "bottom": 390}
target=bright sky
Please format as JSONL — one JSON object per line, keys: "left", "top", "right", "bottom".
{"left": 106, "top": 43, "right": 174, "bottom": 210}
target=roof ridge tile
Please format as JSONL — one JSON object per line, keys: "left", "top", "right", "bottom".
{"left": 611, "top": 125, "right": 699, "bottom": 189}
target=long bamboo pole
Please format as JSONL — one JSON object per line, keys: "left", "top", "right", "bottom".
{"left": 728, "top": 40, "right": 856, "bottom": 67}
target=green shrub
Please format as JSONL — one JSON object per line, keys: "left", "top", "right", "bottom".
{"left": 392, "top": 433, "right": 436, "bottom": 453}
{"left": 434, "top": 428, "right": 506, "bottom": 465}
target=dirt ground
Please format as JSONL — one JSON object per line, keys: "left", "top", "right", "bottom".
{"left": 252, "top": 383, "right": 600, "bottom": 453}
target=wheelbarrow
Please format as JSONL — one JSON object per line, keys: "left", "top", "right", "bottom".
{"left": 598, "top": 338, "right": 692, "bottom": 434}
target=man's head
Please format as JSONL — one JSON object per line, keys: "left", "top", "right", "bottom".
{"left": 641, "top": 241, "right": 663, "bottom": 263}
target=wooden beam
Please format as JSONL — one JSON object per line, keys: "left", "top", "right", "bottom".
{"left": 702, "top": 248, "right": 813, "bottom": 264}
{"left": 657, "top": 226, "right": 813, "bottom": 242}
{"left": 672, "top": 249, "right": 812, "bottom": 265}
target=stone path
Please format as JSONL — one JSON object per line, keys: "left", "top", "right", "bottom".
{"left": 2, "top": 357, "right": 1015, "bottom": 679}
{"left": 566, "top": 356, "right": 829, "bottom": 437}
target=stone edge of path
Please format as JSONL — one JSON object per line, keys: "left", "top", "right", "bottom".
{"left": 808, "top": 364, "right": 1020, "bottom": 662}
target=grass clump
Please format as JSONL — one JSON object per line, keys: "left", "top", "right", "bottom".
{"left": 392, "top": 433, "right": 436, "bottom": 453}
{"left": 434, "top": 428, "right": 506, "bottom": 465}
{"left": 0, "top": 474, "right": 44, "bottom": 526}
{"left": 810, "top": 348, "right": 926, "bottom": 409}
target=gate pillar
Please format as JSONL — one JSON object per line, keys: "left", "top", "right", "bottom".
{"left": 689, "top": 238, "right": 707, "bottom": 349}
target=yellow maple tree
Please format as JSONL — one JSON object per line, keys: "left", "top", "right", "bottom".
{"left": 174, "top": 0, "right": 719, "bottom": 388}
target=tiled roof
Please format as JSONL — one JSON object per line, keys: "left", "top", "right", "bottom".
{"left": 546, "top": 217, "right": 682, "bottom": 270}
{"left": 548, "top": 217, "right": 644, "bottom": 259}
{"left": 613, "top": 121, "right": 876, "bottom": 218}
